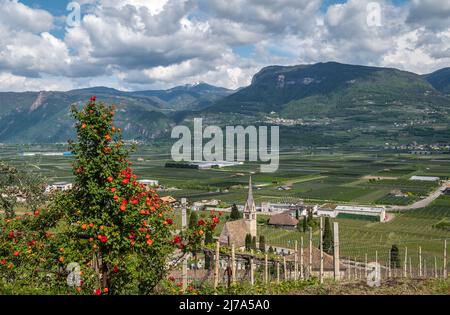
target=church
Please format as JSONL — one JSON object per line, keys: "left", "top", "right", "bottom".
{"left": 219, "top": 176, "right": 257, "bottom": 247}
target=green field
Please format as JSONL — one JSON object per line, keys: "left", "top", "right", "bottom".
{"left": 1, "top": 144, "right": 449, "bottom": 269}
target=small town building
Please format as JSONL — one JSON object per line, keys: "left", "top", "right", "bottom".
{"left": 45, "top": 182, "right": 73, "bottom": 193}
{"left": 268, "top": 212, "right": 299, "bottom": 230}
{"left": 317, "top": 204, "right": 386, "bottom": 222}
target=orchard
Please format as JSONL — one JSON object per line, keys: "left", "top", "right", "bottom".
{"left": 0, "top": 97, "right": 219, "bottom": 295}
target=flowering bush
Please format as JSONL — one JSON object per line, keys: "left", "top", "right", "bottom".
{"left": 0, "top": 97, "right": 218, "bottom": 295}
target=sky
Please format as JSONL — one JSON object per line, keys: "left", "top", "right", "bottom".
{"left": 0, "top": 0, "right": 450, "bottom": 92}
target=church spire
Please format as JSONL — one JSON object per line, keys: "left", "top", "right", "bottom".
{"left": 243, "top": 175, "right": 257, "bottom": 237}
{"left": 247, "top": 175, "right": 253, "bottom": 206}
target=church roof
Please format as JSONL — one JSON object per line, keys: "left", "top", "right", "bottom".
{"left": 268, "top": 212, "right": 299, "bottom": 227}
{"left": 219, "top": 219, "right": 248, "bottom": 247}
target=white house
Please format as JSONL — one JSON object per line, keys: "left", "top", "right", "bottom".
{"left": 45, "top": 182, "right": 73, "bottom": 193}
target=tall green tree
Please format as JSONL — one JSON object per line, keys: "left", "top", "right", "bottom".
{"left": 322, "top": 217, "right": 334, "bottom": 254}
{"left": 390, "top": 245, "right": 401, "bottom": 268}
{"left": 251, "top": 236, "right": 257, "bottom": 250}
{"left": 259, "top": 235, "right": 266, "bottom": 253}
{"left": 245, "top": 234, "right": 252, "bottom": 251}
{"left": 302, "top": 215, "right": 308, "bottom": 232}
{"left": 229, "top": 203, "right": 242, "bottom": 221}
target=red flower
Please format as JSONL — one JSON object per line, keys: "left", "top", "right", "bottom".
{"left": 122, "top": 178, "right": 129, "bottom": 185}
{"left": 212, "top": 216, "right": 219, "bottom": 224}
{"left": 93, "top": 288, "right": 101, "bottom": 296}
{"left": 168, "top": 276, "right": 175, "bottom": 282}
{"left": 90, "top": 96, "right": 96, "bottom": 102}
{"left": 98, "top": 235, "right": 108, "bottom": 243}
{"left": 107, "top": 176, "right": 114, "bottom": 183}
{"left": 1, "top": 259, "right": 6, "bottom": 266}
{"left": 13, "top": 251, "right": 19, "bottom": 257}
{"left": 113, "top": 265, "right": 119, "bottom": 273}
{"left": 120, "top": 204, "right": 126, "bottom": 211}
{"left": 166, "top": 218, "right": 173, "bottom": 225}
{"left": 173, "top": 236, "right": 182, "bottom": 244}
{"left": 131, "top": 199, "right": 139, "bottom": 205}
{"left": 34, "top": 210, "right": 40, "bottom": 217}
{"left": 8, "top": 231, "right": 14, "bottom": 239}
{"left": 133, "top": 180, "right": 138, "bottom": 186}
{"left": 146, "top": 239, "right": 153, "bottom": 246}
{"left": 197, "top": 219, "right": 205, "bottom": 226}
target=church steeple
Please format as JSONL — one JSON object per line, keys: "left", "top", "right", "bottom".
{"left": 243, "top": 176, "right": 257, "bottom": 238}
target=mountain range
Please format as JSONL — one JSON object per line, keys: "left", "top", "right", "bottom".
{"left": 1, "top": 62, "right": 450, "bottom": 147}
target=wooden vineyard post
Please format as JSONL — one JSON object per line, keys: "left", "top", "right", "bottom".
{"left": 214, "top": 241, "right": 220, "bottom": 291}
{"left": 309, "top": 227, "right": 313, "bottom": 278}
{"left": 250, "top": 258, "right": 254, "bottom": 286}
{"left": 365, "top": 253, "right": 368, "bottom": 278}
{"left": 419, "top": 246, "right": 422, "bottom": 277}
{"left": 444, "top": 239, "right": 448, "bottom": 279}
{"left": 283, "top": 256, "right": 287, "bottom": 281}
{"left": 276, "top": 261, "right": 280, "bottom": 284}
{"left": 265, "top": 254, "right": 269, "bottom": 284}
{"left": 319, "top": 217, "right": 324, "bottom": 284}
{"left": 181, "top": 199, "right": 188, "bottom": 291}
{"left": 424, "top": 259, "right": 427, "bottom": 278}
{"left": 300, "top": 236, "right": 304, "bottom": 280}
{"left": 348, "top": 258, "right": 352, "bottom": 280}
{"left": 409, "top": 257, "right": 412, "bottom": 278}
{"left": 231, "top": 244, "right": 236, "bottom": 284}
{"left": 388, "top": 251, "right": 391, "bottom": 278}
{"left": 294, "top": 241, "right": 298, "bottom": 281}
{"left": 435, "top": 256, "right": 438, "bottom": 278}
{"left": 333, "top": 222, "right": 340, "bottom": 281}
{"left": 404, "top": 247, "right": 408, "bottom": 278}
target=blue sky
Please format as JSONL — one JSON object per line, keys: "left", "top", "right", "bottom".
{"left": 0, "top": 0, "right": 449, "bottom": 91}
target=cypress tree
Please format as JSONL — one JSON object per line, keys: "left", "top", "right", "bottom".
{"left": 302, "top": 215, "right": 308, "bottom": 232}
{"left": 230, "top": 203, "right": 242, "bottom": 221}
{"left": 322, "top": 217, "right": 333, "bottom": 254}
{"left": 245, "top": 234, "right": 252, "bottom": 251}
{"left": 390, "top": 245, "right": 401, "bottom": 268}
{"left": 251, "top": 236, "right": 257, "bottom": 250}
{"left": 259, "top": 235, "right": 266, "bottom": 253}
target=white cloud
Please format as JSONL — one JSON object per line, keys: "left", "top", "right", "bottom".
{"left": 0, "top": 0, "right": 450, "bottom": 91}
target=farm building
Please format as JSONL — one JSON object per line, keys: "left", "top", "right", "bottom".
{"left": 317, "top": 204, "right": 386, "bottom": 222}
{"left": 268, "top": 212, "right": 299, "bottom": 230}
{"left": 410, "top": 175, "right": 440, "bottom": 181}
{"left": 441, "top": 184, "right": 450, "bottom": 194}
{"left": 45, "top": 182, "right": 73, "bottom": 193}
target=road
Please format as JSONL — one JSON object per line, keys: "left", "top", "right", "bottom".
{"left": 388, "top": 181, "right": 448, "bottom": 211}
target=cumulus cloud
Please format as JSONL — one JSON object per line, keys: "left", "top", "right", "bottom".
{"left": 0, "top": 0, "right": 450, "bottom": 91}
